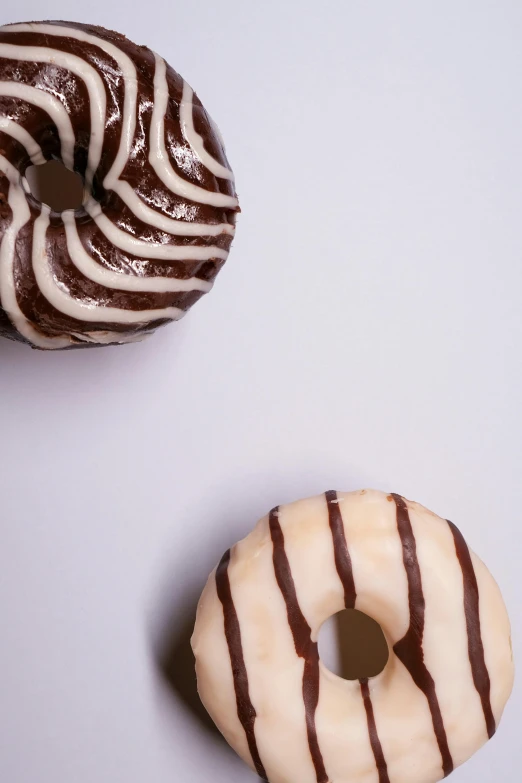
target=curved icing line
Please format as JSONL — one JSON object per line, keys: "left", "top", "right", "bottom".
{"left": 33, "top": 206, "right": 184, "bottom": 324}
{"left": 179, "top": 80, "right": 234, "bottom": 181}
{"left": 0, "top": 81, "right": 75, "bottom": 169}
{"left": 150, "top": 55, "right": 238, "bottom": 209}
{"left": 0, "top": 156, "right": 155, "bottom": 348}
{"left": 0, "top": 123, "right": 217, "bottom": 336}
{"left": 106, "top": 179, "right": 234, "bottom": 237}
{"left": 0, "top": 43, "right": 106, "bottom": 188}
{"left": 0, "top": 23, "right": 236, "bottom": 346}
{"left": 62, "top": 210, "right": 212, "bottom": 294}
{"left": 0, "top": 111, "right": 227, "bottom": 263}
{"left": 84, "top": 198, "right": 228, "bottom": 261}
{"left": 70, "top": 329, "right": 153, "bottom": 345}
{"left": 2, "top": 22, "right": 139, "bottom": 186}
{"left": 0, "top": 155, "right": 72, "bottom": 348}
{"left": 0, "top": 117, "right": 45, "bottom": 164}
{"left": 3, "top": 23, "right": 237, "bottom": 233}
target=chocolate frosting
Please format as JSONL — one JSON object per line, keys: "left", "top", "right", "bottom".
{"left": 216, "top": 549, "right": 268, "bottom": 781}
{"left": 447, "top": 519, "right": 496, "bottom": 739}
{"left": 391, "top": 494, "right": 454, "bottom": 778}
{"left": 269, "top": 508, "right": 328, "bottom": 783}
{"left": 0, "top": 21, "right": 238, "bottom": 349}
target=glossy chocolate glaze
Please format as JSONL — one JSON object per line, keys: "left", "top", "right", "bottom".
{"left": 0, "top": 21, "right": 238, "bottom": 349}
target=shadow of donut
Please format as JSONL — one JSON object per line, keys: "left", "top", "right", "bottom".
{"left": 148, "top": 501, "right": 270, "bottom": 780}
{"left": 154, "top": 587, "right": 219, "bottom": 736}
{"left": 151, "top": 575, "right": 260, "bottom": 780}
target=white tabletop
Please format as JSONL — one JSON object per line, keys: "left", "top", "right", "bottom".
{"left": 0, "top": 2, "right": 520, "bottom": 781}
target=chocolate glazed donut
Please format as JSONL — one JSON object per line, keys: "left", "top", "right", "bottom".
{"left": 0, "top": 21, "right": 238, "bottom": 349}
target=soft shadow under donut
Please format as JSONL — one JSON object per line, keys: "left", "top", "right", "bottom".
{"left": 154, "top": 588, "right": 218, "bottom": 735}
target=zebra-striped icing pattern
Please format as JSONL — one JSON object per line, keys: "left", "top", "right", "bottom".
{"left": 0, "top": 21, "right": 238, "bottom": 349}
{"left": 192, "top": 489, "right": 514, "bottom": 783}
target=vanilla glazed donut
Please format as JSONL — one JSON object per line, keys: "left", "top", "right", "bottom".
{"left": 0, "top": 21, "right": 238, "bottom": 349}
{"left": 192, "top": 490, "right": 514, "bottom": 783}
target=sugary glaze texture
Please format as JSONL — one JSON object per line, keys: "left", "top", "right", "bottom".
{"left": 0, "top": 21, "right": 238, "bottom": 349}
{"left": 192, "top": 490, "right": 514, "bottom": 783}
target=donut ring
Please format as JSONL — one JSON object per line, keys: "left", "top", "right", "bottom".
{"left": 192, "top": 490, "right": 514, "bottom": 783}
{"left": 0, "top": 21, "right": 238, "bottom": 349}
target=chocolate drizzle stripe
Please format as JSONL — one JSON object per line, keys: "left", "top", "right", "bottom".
{"left": 215, "top": 550, "right": 268, "bottom": 781}
{"left": 360, "top": 679, "right": 391, "bottom": 783}
{"left": 391, "top": 494, "right": 454, "bottom": 778}
{"left": 326, "top": 491, "right": 390, "bottom": 780}
{"left": 325, "top": 490, "right": 357, "bottom": 609}
{"left": 447, "top": 520, "right": 496, "bottom": 739}
{"left": 269, "top": 508, "right": 329, "bottom": 783}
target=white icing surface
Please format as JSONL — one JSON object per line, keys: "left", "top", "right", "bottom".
{"left": 472, "top": 549, "right": 515, "bottom": 725}
{"left": 192, "top": 490, "right": 514, "bottom": 783}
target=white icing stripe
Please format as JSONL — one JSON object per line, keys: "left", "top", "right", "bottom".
{"left": 108, "top": 179, "right": 235, "bottom": 237}
{"left": 0, "top": 23, "right": 238, "bottom": 214}
{"left": 0, "top": 155, "right": 72, "bottom": 348}
{"left": 2, "top": 22, "right": 138, "bottom": 187}
{"left": 61, "top": 210, "right": 213, "bottom": 294}
{"left": 0, "top": 112, "right": 234, "bottom": 240}
{"left": 0, "top": 117, "right": 45, "bottom": 164}
{"left": 85, "top": 199, "right": 228, "bottom": 261}
{"left": 33, "top": 206, "right": 184, "bottom": 324}
{"left": 0, "top": 81, "right": 75, "bottom": 169}
{"left": 0, "top": 119, "right": 221, "bottom": 336}
{"left": 0, "top": 43, "right": 106, "bottom": 187}
{"left": 150, "top": 55, "right": 239, "bottom": 209}
{"left": 71, "top": 329, "right": 154, "bottom": 345}
{"left": 180, "top": 80, "right": 234, "bottom": 181}
{"left": 0, "top": 23, "right": 237, "bottom": 348}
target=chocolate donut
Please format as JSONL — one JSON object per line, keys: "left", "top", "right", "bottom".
{"left": 0, "top": 21, "right": 238, "bottom": 349}
{"left": 192, "top": 490, "right": 514, "bottom": 783}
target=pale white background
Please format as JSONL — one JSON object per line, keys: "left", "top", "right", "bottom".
{"left": 0, "top": 2, "right": 520, "bottom": 781}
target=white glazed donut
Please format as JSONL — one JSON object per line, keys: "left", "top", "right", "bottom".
{"left": 192, "top": 489, "right": 514, "bottom": 783}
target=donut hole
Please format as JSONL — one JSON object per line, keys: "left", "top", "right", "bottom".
{"left": 318, "top": 609, "right": 389, "bottom": 680}
{"left": 25, "top": 161, "right": 84, "bottom": 212}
